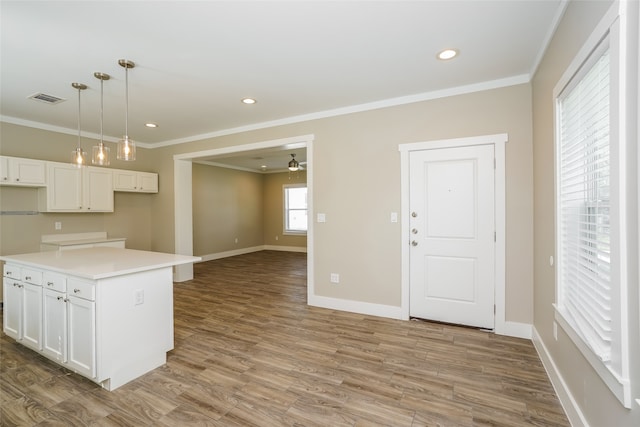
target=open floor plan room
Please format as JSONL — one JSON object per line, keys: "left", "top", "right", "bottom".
{"left": 1, "top": 251, "right": 568, "bottom": 426}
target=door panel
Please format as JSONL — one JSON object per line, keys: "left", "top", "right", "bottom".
{"left": 409, "top": 144, "right": 495, "bottom": 329}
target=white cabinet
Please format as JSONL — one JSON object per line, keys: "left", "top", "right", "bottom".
{"left": 113, "top": 169, "right": 158, "bottom": 193}
{"left": 38, "top": 162, "right": 114, "bottom": 212}
{"left": 2, "top": 265, "right": 43, "bottom": 352}
{"left": 0, "top": 156, "right": 46, "bottom": 186}
{"left": 0, "top": 248, "right": 197, "bottom": 391}
{"left": 67, "top": 278, "right": 96, "bottom": 378}
{"left": 42, "top": 272, "right": 67, "bottom": 362}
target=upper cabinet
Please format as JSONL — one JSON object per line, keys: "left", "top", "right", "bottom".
{"left": 113, "top": 170, "right": 158, "bottom": 193}
{"left": 38, "top": 163, "right": 114, "bottom": 212}
{"left": 0, "top": 156, "right": 46, "bottom": 187}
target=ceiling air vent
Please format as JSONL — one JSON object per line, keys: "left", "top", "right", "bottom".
{"left": 28, "top": 92, "right": 66, "bottom": 105}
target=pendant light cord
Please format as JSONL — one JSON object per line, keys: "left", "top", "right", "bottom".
{"left": 77, "top": 86, "right": 81, "bottom": 150}
{"left": 124, "top": 64, "right": 129, "bottom": 138}
{"left": 100, "top": 77, "right": 104, "bottom": 146}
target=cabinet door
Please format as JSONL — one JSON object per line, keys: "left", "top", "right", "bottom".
{"left": 0, "top": 156, "right": 46, "bottom": 186}
{"left": 43, "top": 289, "right": 67, "bottom": 362}
{"left": 3, "top": 277, "right": 22, "bottom": 340}
{"left": 12, "top": 158, "right": 46, "bottom": 185}
{"left": 43, "top": 162, "right": 82, "bottom": 211}
{"left": 137, "top": 172, "right": 158, "bottom": 193}
{"left": 21, "top": 282, "right": 43, "bottom": 351}
{"left": 84, "top": 167, "right": 114, "bottom": 212}
{"left": 113, "top": 169, "right": 137, "bottom": 191}
{"left": 67, "top": 295, "right": 96, "bottom": 378}
{"left": 0, "top": 157, "right": 8, "bottom": 183}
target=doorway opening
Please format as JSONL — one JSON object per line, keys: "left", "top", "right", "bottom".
{"left": 173, "top": 134, "right": 315, "bottom": 305}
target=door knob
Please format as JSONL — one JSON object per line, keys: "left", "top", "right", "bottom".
{"left": 411, "top": 212, "right": 418, "bottom": 218}
{"left": 412, "top": 228, "right": 418, "bottom": 234}
{"left": 411, "top": 240, "right": 418, "bottom": 246}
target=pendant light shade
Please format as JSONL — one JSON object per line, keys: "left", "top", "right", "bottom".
{"left": 288, "top": 153, "right": 299, "bottom": 171}
{"left": 92, "top": 72, "right": 111, "bottom": 166}
{"left": 71, "top": 83, "right": 88, "bottom": 167}
{"left": 117, "top": 59, "right": 136, "bottom": 161}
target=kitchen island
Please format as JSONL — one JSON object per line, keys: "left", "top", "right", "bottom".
{"left": 1, "top": 247, "right": 200, "bottom": 390}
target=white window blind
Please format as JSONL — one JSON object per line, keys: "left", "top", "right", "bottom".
{"left": 284, "top": 185, "right": 307, "bottom": 233}
{"left": 557, "top": 44, "right": 611, "bottom": 362}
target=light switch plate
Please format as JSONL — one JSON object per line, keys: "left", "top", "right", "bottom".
{"left": 317, "top": 213, "right": 326, "bottom": 223}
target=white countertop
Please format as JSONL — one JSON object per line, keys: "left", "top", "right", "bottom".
{"left": 0, "top": 247, "right": 201, "bottom": 280}
{"left": 40, "top": 237, "right": 127, "bottom": 247}
{"left": 40, "top": 232, "right": 126, "bottom": 247}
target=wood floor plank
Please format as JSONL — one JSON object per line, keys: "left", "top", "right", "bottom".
{"left": 0, "top": 250, "right": 569, "bottom": 426}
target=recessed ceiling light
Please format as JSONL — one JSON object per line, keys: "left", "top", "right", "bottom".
{"left": 145, "top": 123, "right": 158, "bottom": 128}
{"left": 241, "top": 98, "right": 257, "bottom": 105}
{"left": 437, "top": 48, "right": 459, "bottom": 60}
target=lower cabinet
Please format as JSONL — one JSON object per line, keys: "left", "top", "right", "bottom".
{"left": 6, "top": 266, "right": 96, "bottom": 381}
{"left": 3, "top": 268, "right": 43, "bottom": 352}
{"left": 67, "top": 281, "right": 96, "bottom": 378}
{"left": 2, "top": 260, "right": 174, "bottom": 391}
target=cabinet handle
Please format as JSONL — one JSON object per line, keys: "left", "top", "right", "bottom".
{"left": 25, "top": 276, "right": 31, "bottom": 280}
{"left": 47, "top": 282, "right": 54, "bottom": 286}
{"left": 15, "top": 178, "right": 19, "bottom": 182}
{"left": 64, "top": 298, "right": 69, "bottom": 303}
{"left": 6, "top": 271, "right": 12, "bottom": 276}
{"left": 74, "top": 288, "right": 81, "bottom": 293}
{"left": 57, "top": 296, "right": 63, "bottom": 301}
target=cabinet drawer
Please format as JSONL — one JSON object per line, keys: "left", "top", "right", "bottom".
{"left": 67, "top": 279, "right": 95, "bottom": 301}
{"left": 22, "top": 268, "right": 43, "bottom": 285}
{"left": 3, "top": 264, "right": 20, "bottom": 279}
{"left": 43, "top": 272, "right": 67, "bottom": 292}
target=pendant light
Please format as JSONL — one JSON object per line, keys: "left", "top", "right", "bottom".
{"left": 116, "top": 59, "right": 136, "bottom": 161}
{"left": 71, "top": 83, "right": 88, "bottom": 167}
{"left": 92, "top": 72, "right": 111, "bottom": 166}
{"left": 288, "top": 154, "right": 299, "bottom": 171}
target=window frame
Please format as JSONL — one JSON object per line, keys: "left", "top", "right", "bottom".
{"left": 283, "top": 184, "right": 308, "bottom": 235}
{"left": 552, "top": 0, "right": 631, "bottom": 408}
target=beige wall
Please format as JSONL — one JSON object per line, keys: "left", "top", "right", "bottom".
{"left": 192, "top": 164, "right": 307, "bottom": 257}
{"left": 0, "top": 122, "right": 159, "bottom": 254}
{"left": 192, "top": 164, "right": 264, "bottom": 255}
{"left": 532, "top": 0, "right": 640, "bottom": 425}
{"left": 1, "top": 81, "right": 535, "bottom": 322}
{"left": 150, "top": 82, "right": 534, "bottom": 318}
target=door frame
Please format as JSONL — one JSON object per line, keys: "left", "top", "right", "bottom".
{"left": 399, "top": 133, "right": 508, "bottom": 334}
{"left": 173, "top": 134, "right": 314, "bottom": 291}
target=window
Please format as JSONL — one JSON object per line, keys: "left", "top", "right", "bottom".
{"left": 553, "top": 2, "right": 631, "bottom": 407}
{"left": 557, "top": 40, "right": 612, "bottom": 363}
{"left": 284, "top": 184, "right": 307, "bottom": 234}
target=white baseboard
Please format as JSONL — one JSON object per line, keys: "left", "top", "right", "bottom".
{"left": 532, "top": 326, "right": 588, "bottom": 427}
{"left": 308, "top": 295, "right": 404, "bottom": 319}
{"left": 499, "top": 321, "right": 532, "bottom": 339}
{"left": 197, "top": 245, "right": 307, "bottom": 262}
{"left": 263, "top": 245, "right": 307, "bottom": 253}
{"left": 198, "top": 246, "right": 264, "bottom": 262}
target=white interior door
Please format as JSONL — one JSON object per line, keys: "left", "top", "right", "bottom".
{"left": 409, "top": 144, "right": 495, "bottom": 329}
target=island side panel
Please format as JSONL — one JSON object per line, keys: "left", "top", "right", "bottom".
{"left": 95, "top": 267, "right": 174, "bottom": 390}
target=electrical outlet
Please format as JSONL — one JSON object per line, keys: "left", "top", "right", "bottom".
{"left": 553, "top": 322, "right": 558, "bottom": 340}
{"left": 275, "top": 235, "right": 279, "bottom": 241}
{"left": 330, "top": 273, "right": 340, "bottom": 284}
{"left": 55, "top": 222, "right": 62, "bottom": 230}
{"left": 134, "top": 289, "right": 144, "bottom": 305}
{"left": 234, "top": 238, "right": 238, "bottom": 244}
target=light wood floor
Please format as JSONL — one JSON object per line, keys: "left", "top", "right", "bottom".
{"left": 1, "top": 250, "right": 569, "bottom": 426}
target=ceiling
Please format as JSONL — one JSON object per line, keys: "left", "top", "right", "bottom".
{"left": 1, "top": 0, "right": 564, "bottom": 172}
